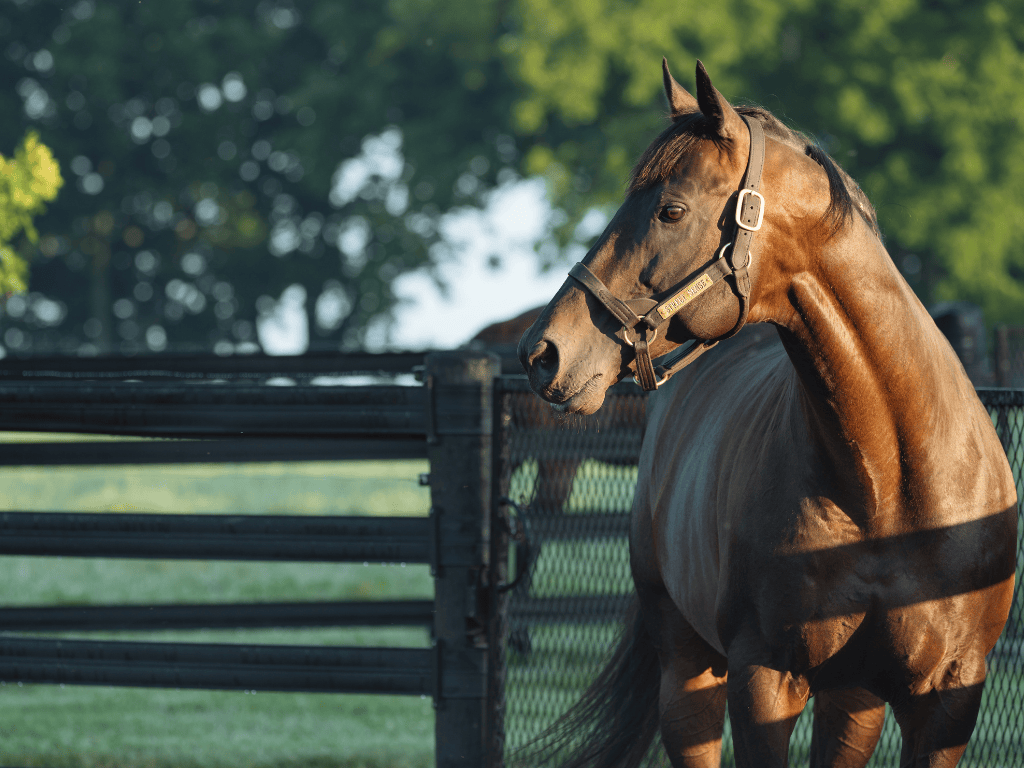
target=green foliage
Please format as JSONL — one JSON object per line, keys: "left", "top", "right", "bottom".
{"left": 500, "top": 0, "right": 1024, "bottom": 323}
{"left": 0, "top": 131, "right": 62, "bottom": 294}
{"left": 499, "top": 0, "right": 813, "bottom": 243}
{"left": 5, "top": 0, "right": 1024, "bottom": 355}
{"left": 1, "top": 1, "right": 518, "bottom": 354}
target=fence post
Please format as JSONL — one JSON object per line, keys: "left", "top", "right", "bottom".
{"left": 426, "top": 351, "right": 500, "bottom": 768}
{"left": 995, "top": 324, "right": 1011, "bottom": 387}
{"left": 488, "top": 378, "right": 513, "bottom": 768}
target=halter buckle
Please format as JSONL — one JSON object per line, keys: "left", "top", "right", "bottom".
{"left": 736, "top": 189, "right": 765, "bottom": 232}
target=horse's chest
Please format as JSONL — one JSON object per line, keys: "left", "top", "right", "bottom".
{"left": 655, "top": 486, "right": 873, "bottom": 661}
{"left": 718, "top": 511, "right": 1013, "bottom": 680}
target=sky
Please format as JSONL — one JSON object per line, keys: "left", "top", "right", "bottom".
{"left": 386, "top": 178, "right": 574, "bottom": 350}
{"left": 256, "top": 129, "right": 607, "bottom": 354}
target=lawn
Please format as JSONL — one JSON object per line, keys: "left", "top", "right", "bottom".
{"left": 0, "top": 446, "right": 436, "bottom": 768}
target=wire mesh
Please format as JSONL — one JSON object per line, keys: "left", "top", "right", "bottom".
{"left": 496, "top": 378, "right": 1024, "bottom": 767}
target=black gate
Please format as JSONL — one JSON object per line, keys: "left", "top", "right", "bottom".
{"left": 495, "top": 378, "right": 1024, "bottom": 767}
{"left": 0, "top": 350, "right": 503, "bottom": 768}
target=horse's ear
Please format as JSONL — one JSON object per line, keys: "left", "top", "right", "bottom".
{"left": 662, "top": 57, "right": 698, "bottom": 119}
{"left": 695, "top": 60, "right": 744, "bottom": 141}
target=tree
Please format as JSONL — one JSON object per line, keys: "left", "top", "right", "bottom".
{"left": 0, "top": 130, "right": 62, "bottom": 296}
{"left": 2, "top": 1, "right": 519, "bottom": 355}
{"left": 4, "top": 0, "right": 1023, "bottom": 359}
{"left": 500, "top": 0, "right": 1024, "bottom": 324}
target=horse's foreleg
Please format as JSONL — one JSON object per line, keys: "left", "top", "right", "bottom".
{"left": 639, "top": 589, "right": 728, "bottom": 767}
{"left": 660, "top": 661, "right": 729, "bottom": 768}
{"left": 725, "top": 644, "right": 810, "bottom": 768}
{"left": 809, "top": 688, "right": 886, "bottom": 768}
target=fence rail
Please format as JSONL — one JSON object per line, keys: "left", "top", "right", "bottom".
{"left": 0, "top": 636, "right": 436, "bottom": 695}
{"left": 0, "top": 511, "right": 442, "bottom": 562}
{"left": 0, "top": 381, "right": 429, "bottom": 437}
{"left": 0, "top": 350, "right": 427, "bottom": 380}
{"left": 0, "top": 600, "right": 436, "bottom": 632}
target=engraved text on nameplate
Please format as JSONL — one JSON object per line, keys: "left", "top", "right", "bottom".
{"left": 657, "top": 274, "right": 714, "bottom": 320}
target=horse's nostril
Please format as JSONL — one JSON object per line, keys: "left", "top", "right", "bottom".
{"left": 528, "top": 339, "right": 559, "bottom": 376}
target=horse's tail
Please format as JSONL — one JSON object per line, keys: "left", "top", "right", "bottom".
{"left": 520, "top": 597, "right": 663, "bottom": 768}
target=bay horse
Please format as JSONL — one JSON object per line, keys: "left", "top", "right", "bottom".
{"left": 517, "top": 60, "right": 1016, "bottom": 767}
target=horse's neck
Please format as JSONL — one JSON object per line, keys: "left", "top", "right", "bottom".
{"left": 773, "top": 219, "right": 992, "bottom": 527}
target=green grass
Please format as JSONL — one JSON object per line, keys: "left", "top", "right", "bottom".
{"left": 0, "top": 685, "right": 434, "bottom": 768}
{"left": 0, "top": 451, "right": 436, "bottom": 768}
{"left": 1, "top": 557, "right": 432, "bottom": 609}
{"left": 0, "top": 457, "right": 431, "bottom": 516}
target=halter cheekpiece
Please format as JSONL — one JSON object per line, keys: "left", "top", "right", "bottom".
{"left": 568, "top": 114, "right": 766, "bottom": 391}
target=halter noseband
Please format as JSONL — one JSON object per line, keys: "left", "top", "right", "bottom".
{"left": 568, "top": 114, "right": 766, "bottom": 391}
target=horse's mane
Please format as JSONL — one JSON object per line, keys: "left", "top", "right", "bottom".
{"left": 628, "top": 107, "right": 881, "bottom": 240}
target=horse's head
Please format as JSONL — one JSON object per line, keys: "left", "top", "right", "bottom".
{"left": 518, "top": 60, "right": 849, "bottom": 414}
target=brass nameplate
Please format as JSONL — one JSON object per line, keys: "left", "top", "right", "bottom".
{"left": 657, "top": 274, "right": 714, "bottom": 319}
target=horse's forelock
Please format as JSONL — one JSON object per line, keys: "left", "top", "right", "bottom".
{"left": 627, "top": 112, "right": 708, "bottom": 196}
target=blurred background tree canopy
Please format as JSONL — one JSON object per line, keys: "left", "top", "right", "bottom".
{"left": 2, "top": 0, "right": 1022, "bottom": 357}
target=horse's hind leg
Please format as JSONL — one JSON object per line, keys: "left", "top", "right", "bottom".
{"left": 640, "top": 588, "right": 728, "bottom": 767}
{"left": 810, "top": 688, "right": 885, "bottom": 768}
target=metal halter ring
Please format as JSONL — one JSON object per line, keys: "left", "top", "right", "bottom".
{"left": 634, "top": 370, "right": 670, "bottom": 389}
{"left": 622, "top": 321, "right": 657, "bottom": 349}
{"left": 716, "top": 240, "right": 753, "bottom": 272}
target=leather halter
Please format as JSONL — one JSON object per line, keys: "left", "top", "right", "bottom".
{"left": 568, "top": 114, "right": 766, "bottom": 391}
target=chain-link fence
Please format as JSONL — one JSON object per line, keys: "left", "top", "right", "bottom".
{"left": 495, "top": 377, "right": 1024, "bottom": 767}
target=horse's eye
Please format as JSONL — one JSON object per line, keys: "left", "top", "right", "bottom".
{"left": 660, "top": 204, "right": 685, "bottom": 222}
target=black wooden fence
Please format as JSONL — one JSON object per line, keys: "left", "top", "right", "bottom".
{"left": 0, "top": 350, "right": 504, "bottom": 768}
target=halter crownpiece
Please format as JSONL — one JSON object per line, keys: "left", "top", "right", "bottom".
{"left": 568, "top": 114, "right": 766, "bottom": 391}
